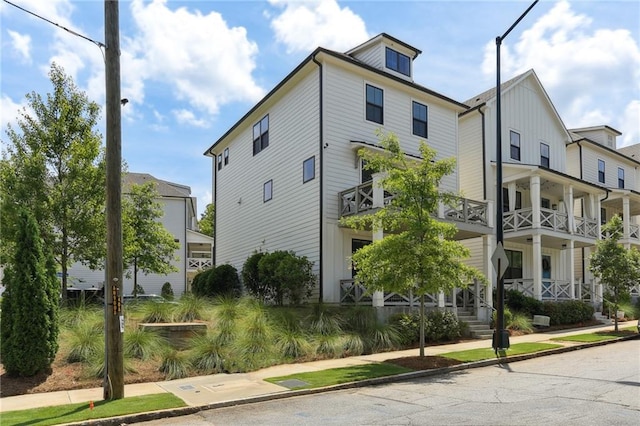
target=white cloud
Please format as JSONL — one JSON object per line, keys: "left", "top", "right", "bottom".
{"left": 7, "top": 30, "right": 32, "bottom": 63}
{"left": 126, "top": 0, "right": 264, "bottom": 117}
{"left": 0, "top": 94, "right": 30, "bottom": 141}
{"left": 481, "top": 0, "right": 640, "bottom": 133}
{"left": 173, "top": 109, "right": 209, "bottom": 128}
{"left": 619, "top": 100, "right": 640, "bottom": 147}
{"left": 269, "top": 0, "right": 369, "bottom": 53}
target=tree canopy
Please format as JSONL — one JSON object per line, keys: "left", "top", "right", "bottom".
{"left": 122, "top": 181, "right": 179, "bottom": 295}
{"left": 589, "top": 215, "right": 640, "bottom": 331}
{"left": 0, "top": 63, "right": 105, "bottom": 299}
{"left": 340, "top": 132, "right": 484, "bottom": 356}
{"left": 199, "top": 203, "right": 214, "bottom": 237}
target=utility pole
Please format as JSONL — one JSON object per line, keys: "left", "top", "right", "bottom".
{"left": 104, "top": 0, "right": 124, "bottom": 400}
{"left": 493, "top": 0, "right": 538, "bottom": 353}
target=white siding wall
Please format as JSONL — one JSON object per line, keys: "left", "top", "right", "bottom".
{"left": 580, "top": 146, "right": 635, "bottom": 189}
{"left": 458, "top": 112, "right": 485, "bottom": 201}
{"left": 352, "top": 44, "right": 383, "bottom": 69}
{"left": 565, "top": 146, "right": 581, "bottom": 178}
{"left": 215, "top": 68, "right": 321, "bottom": 284}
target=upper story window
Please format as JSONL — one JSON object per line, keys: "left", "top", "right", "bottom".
{"left": 540, "top": 143, "right": 550, "bottom": 168}
{"left": 385, "top": 47, "right": 410, "bottom": 76}
{"left": 412, "top": 101, "right": 428, "bottom": 138}
{"left": 303, "top": 156, "right": 315, "bottom": 183}
{"left": 502, "top": 188, "right": 522, "bottom": 212}
{"left": 541, "top": 198, "right": 551, "bottom": 209}
{"left": 598, "top": 159, "right": 605, "bottom": 183}
{"left": 365, "top": 84, "right": 383, "bottom": 124}
{"left": 217, "top": 154, "right": 223, "bottom": 171}
{"left": 600, "top": 207, "right": 607, "bottom": 225}
{"left": 618, "top": 167, "right": 625, "bottom": 188}
{"left": 510, "top": 130, "right": 521, "bottom": 161}
{"left": 224, "top": 148, "right": 229, "bottom": 165}
{"left": 263, "top": 179, "right": 273, "bottom": 203}
{"left": 253, "top": 115, "right": 269, "bottom": 156}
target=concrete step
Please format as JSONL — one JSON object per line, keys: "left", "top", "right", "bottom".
{"left": 471, "top": 330, "right": 494, "bottom": 339}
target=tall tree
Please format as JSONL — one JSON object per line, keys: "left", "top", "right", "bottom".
{"left": 0, "top": 210, "right": 59, "bottom": 376}
{"left": 589, "top": 215, "right": 640, "bottom": 331}
{"left": 0, "top": 63, "right": 105, "bottom": 300}
{"left": 122, "top": 181, "right": 179, "bottom": 296}
{"left": 341, "top": 133, "right": 484, "bottom": 357}
{"left": 199, "top": 203, "right": 215, "bottom": 237}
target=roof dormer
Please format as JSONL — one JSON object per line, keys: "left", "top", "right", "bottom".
{"left": 346, "top": 33, "right": 421, "bottom": 81}
{"left": 569, "top": 125, "right": 622, "bottom": 149}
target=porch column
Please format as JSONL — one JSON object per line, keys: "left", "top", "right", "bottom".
{"left": 530, "top": 175, "right": 541, "bottom": 228}
{"left": 563, "top": 185, "right": 574, "bottom": 234}
{"left": 371, "top": 227, "right": 384, "bottom": 307}
{"left": 533, "top": 234, "right": 542, "bottom": 300}
{"left": 622, "top": 197, "right": 631, "bottom": 249}
{"left": 372, "top": 172, "right": 385, "bottom": 209}
{"left": 437, "top": 291, "right": 445, "bottom": 308}
{"left": 566, "top": 240, "right": 575, "bottom": 299}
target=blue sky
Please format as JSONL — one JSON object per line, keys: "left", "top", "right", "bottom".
{"left": 1, "top": 0, "right": 639, "bottom": 217}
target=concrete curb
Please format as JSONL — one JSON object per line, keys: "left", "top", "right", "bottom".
{"left": 71, "top": 333, "right": 639, "bottom": 426}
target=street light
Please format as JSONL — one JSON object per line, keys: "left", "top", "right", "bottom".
{"left": 493, "top": 0, "right": 539, "bottom": 352}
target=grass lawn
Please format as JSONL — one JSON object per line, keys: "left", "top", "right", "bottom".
{"left": 551, "top": 330, "right": 636, "bottom": 343}
{"left": 440, "top": 342, "right": 562, "bottom": 362}
{"left": 1, "top": 393, "right": 186, "bottom": 426}
{"left": 264, "top": 363, "right": 412, "bottom": 390}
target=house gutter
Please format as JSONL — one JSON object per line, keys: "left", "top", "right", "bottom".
{"left": 480, "top": 107, "right": 487, "bottom": 200}
{"left": 312, "top": 53, "right": 324, "bottom": 303}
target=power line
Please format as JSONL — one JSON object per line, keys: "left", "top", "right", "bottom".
{"left": 3, "top": 0, "right": 105, "bottom": 48}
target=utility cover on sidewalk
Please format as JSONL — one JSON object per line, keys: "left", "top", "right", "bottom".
{"left": 276, "top": 379, "right": 309, "bottom": 389}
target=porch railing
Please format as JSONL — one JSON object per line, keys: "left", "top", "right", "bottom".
{"left": 504, "top": 207, "right": 597, "bottom": 238}
{"left": 443, "top": 198, "right": 490, "bottom": 226}
{"left": 630, "top": 224, "right": 640, "bottom": 241}
{"left": 187, "top": 258, "right": 212, "bottom": 270}
{"left": 574, "top": 216, "right": 599, "bottom": 239}
{"left": 504, "top": 278, "right": 572, "bottom": 301}
{"left": 339, "top": 279, "right": 438, "bottom": 307}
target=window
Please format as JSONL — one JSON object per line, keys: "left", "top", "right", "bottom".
{"left": 600, "top": 207, "right": 607, "bottom": 226}
{"left": 365, "top": 84, "right": 383, "bottom": 124}
{"left": 303, "top": 156, "right": 315, "bottom": 183}
{"left": 412, "top": 101, "right": 428, "bottom": 138}
{"left": 504, "top": 250, "right": 523, "bottom": 280}
{"left": 224, "top": 148, "right": 229, "bottom": 165}
{"left": 385, "top": 47, "right": 410, "bottom": 76}
{"left": 217, "top": 154, "right": 223, "bottom": 171}
{"left": 540, "top": 143, "right": 550, "bottom": 168}
{"left": 510, "top": 131, "right": 521, "bottom": 161}
{"left": 263, "top": 180, "right": 272, "bottom": 202}
{"left": 598, "top": 159, "right": 605, "bottom": 183}
{"left": 618, "top": 167, "right": 625, "bottom": 188}
{"left": 253, "top": 115, "right": 269, "bottom": 156}
{"left": 503, "top": 188, "right": 522, "bottom": 212}
{"left": 541, "top": 198, "right": 551, "bottom": 209}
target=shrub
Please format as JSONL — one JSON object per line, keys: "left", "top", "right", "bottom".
{"left": 160, "top": 349, "right": 190, "bottom": 380}
{"left": 161, "top": 282, "right": 174, "bottom": 300}
{"left": 191, "top": 268, "right": 214, "bottom": 297}
{"left": 193, "top": 265, "right": 241, "bottom": 298}
{"left": 134, "top": 283, "right": 145, "bottom": 295}
{"left": 492, "top": 307, "right": 514, "bottom": 329}
{"left": 67, "top": 322, "right": 104, "bottom": 363}
{"left": 190, "top": 333, "right": 227, "bottom": 374}
{"left": 508, "top": 312, "right": 534, "bottom": 333}
{"left": 541, "top": 300, "right": 594, "bottom": 325}
{"left": 257, "top": 251, "right": 315, "bottom": 305}
{"left": 124, "top": 328, "right": 167, "bottom": 360}
{"left": 242, "top": 251, "right": 267, "bottom": 300}
{"left": 140, "top": 301, "right": 174, "bottom": 323}
{"left": 174, "top": 293, "right": 207, "bottom": 322}
{"left": 505, "top": 289, "right": 544, "bottom": 317}
{"left": 391, "top": 310, "right": 464, "bottom": 345}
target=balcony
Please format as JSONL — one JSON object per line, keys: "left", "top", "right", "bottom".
{"left": 338, "top": 182, "right": 490, "bottom": 228}
{"left": 187, "top": 258, "right": 212, "bottom": 270}
{"left": 505, "top": 278, "right": 573, "bottom": 301}
{"left": 503, "top": 207, "right": 598, "bottom": 239}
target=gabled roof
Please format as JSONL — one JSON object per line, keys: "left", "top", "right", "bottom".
{"left": 567, "top": 137, "right": 640, "bottom": 167}
{"left": 124, "top": 173, "right": 192, "bottom": 198}
{"left": 345, "top": 33, "right": 422, "bottom": 59}
{"left": 570, "top": 125, "right": 622, "bottom": 136}
{"left": 618, "top": 143, "right": 640, "bottom": 160}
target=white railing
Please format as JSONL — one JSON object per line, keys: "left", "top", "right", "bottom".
{"left": 505, "top": 278, "right": 572, "bottom": 301}
{"left": 443, "top": 198, "right": 490, "bottom": 226}
{"left": 187, "top": 258, "right": 212, "bottom": 270}
{"left": 339, "top": 279, "right": 438, "bottom": 307}
{"left": 503, "top": 208, "right": 533, "bottom": 232}
{"left": 574, "top": 217, "right": 599, "bottom": 238}
{"left": 504, "top": 278, "right": 535, "bottom": 298}
{"left": 539, "top": 208, "right": 569, "bottom": 232}
{"left": 504, "top": 207, "right": 597, "bottom": 238}
{"left": 629, "top": 224, "right": 640, "bottom": 241}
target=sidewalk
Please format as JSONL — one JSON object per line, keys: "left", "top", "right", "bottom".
{"left": 0, "top": 323, "right": 635, "bottom": 414}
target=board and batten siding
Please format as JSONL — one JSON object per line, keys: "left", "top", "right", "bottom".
{"left": 215, "top": 68, "right": 321, "bottom": 284}
{"left": 458, "top": 112, "right": 485, "bottom": 201}
{"left": 580, "top": 145, "right": 636, "bottom": 190}
{"left": 565, "top": 146, "right": 581, "bottom": 178}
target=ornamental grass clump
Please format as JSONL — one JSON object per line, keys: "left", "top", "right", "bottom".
{"left": 140, "top": 301, "right": 174, "bottom": 323}
{"left": 124, "top": 328, "right": 168, "bottom": 360}
{"left": 190, "top": 333, "right": 227, "bottom": 374}
{"left": 66, "top": 321, "right": 104, "bottom": 363}
{"left": 160, "top": 349, "right": 191, "bottom": 380}
{"left": 174, "top": 293, "right": 207, "bottom": 322}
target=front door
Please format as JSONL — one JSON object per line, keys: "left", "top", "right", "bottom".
{"left": 541, "top": 255, "right": 552, "bottom": 298}
{"left": 351, "top": 239, "right": 371, "bottom": 278}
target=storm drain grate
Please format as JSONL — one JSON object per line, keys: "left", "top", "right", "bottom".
{"left": 276, "top": 379, "right": 309, "bottom": 389}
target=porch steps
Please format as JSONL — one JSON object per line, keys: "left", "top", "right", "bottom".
{"left": 457, "top": 309, "right": 493, "bottom": 340}
{"left": 593, "top": 312, "right": 613, "bottom": 325}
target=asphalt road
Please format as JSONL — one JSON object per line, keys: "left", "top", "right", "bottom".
{"left": 133, "top": 340, "right": 640, "bottom": 425}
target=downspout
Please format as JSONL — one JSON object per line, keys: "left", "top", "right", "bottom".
{"left": 312, "top": 54, "right": 324, "bottom": 303}
{"left": 577, "top": 141, "right": 585, "bottom": 282}
{"left": 479, "top": 107, "right": 487, "bottom": 200}
{"left": 210, "top": 152, "right": 217, "bottom": 266}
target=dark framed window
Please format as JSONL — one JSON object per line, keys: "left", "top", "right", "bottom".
{"left": 503, "top": 188, "right": 522, "bottom": 212}
{"left": 253, "top": 115, "right": 269, "bottom": 156}
{"left": 600, "top": 207, "right": 607, "bottom": 225}
{"left": 224, "top": 148, "right": 229, "bottom": 165}
{"left": 510, "top": 131, "right": 521, "bottom": 161}
{"left": 541, "top": 198, "right": 551, "bottom": 209}
{"left": 540, "top": 143, "right": 550, "bottom": 168}
{"left": 303, "top": 156, "right": 315, "bottom": 183}
{"left": 365, "top": 84, "right": 383, "bottom": 124}
{"left": 385, "top": 47, "right": 410, "bottom": 76}
{"left": 618, "top": 167, "right": 624, "bottom": 188}
{"left": 217, "top": 154, "right": 223, "bottom": 171}
{"left": 504, "top": 250, "right": 523, "bottom": 280}
{"left": 412, "top": 101, "right": 428, "bottom": 138}
{"left": 263, "top": 180, "right": 272, "bottom": 202}
{"left": 598, "top": 159, "right": 605, "bottom": 183}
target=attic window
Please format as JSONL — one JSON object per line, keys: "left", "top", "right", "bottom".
{"left": 385, "top": 47, "right": 410, "bottom": 76}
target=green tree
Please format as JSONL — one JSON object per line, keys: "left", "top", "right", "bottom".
{"left": 341, "top": 133, "right": 484, "bottom": 357}
{"left": 257, "top": 251, "right": 315, "bottom": 305}
{"left": 122, "top": 181, "right": 180, "bottom": 296}
{"left": 0, "top": 210, "right": 59, "bottom": 376}
{"left": 589, "top": 215, "right": 640, "bottom": 331}
{"left": 199, "top": 203, "right": 215, "bottom": 237}
{"left": 0, "top": 63, "right": 105, "bottom": 301}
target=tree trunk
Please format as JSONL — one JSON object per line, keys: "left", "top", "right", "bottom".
{"left": 419, "top": 294, "right": 425, "bottom": 358}
{"left": 133, "top": 257, "right": 138, "bottom": 297}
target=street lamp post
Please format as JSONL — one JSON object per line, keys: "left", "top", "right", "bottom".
{"left": 493, "top": 0, "right": 539, "bottom": 352}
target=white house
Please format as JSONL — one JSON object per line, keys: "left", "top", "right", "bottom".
{"left": 66, "top": 173, "right": 213, "bottom": 297}
{"left": 459, "top": 70, "right": 609, "bottom": 306}
{"left": 205, "top": 34, "right": 492, "bottom": 313}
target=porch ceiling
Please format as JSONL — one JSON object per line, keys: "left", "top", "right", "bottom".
{"left": 505, "top": 231, "right": 594, "bottom": 249}
{"left": 601, "top": 192, "right": 640, "bottom": 216}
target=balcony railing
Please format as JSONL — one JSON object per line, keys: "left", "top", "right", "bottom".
{"left": 503, "top": 207, "right": 598, "bottom": 238}
{"left": 187, "top": 258, "right": 212, "bottom": 270}
{"left": 630, "top": 224, "right": 640, "bottom": 241}
{"left": 339, "top": 183, "right": 489, "bottom": 227}
{"left": 504, "top": 278, "right": 573, "bottom": 301}
{"left": 339, "top": 279, "right": 437, "bottom": 307}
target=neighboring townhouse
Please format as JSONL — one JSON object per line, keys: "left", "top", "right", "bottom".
{"left": 566, "top": 131, "right": 640, "bottom": 300}
{"left": 205, "top": 34, "right": 492, "bottom": 311}
{"left": 459, "top": 70, "right": 608, "bottom": 307}
{"left": 66, "top": 173, "right": 213, "bottom": 297}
